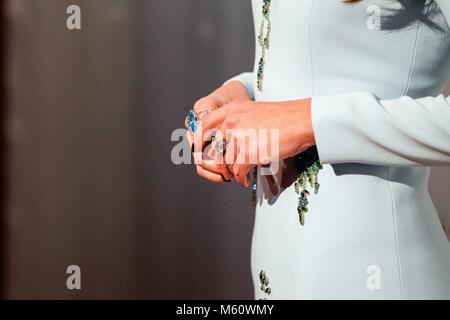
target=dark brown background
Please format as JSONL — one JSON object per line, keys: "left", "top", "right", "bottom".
{"left": 1, "top": 0, "right": 449, "bottom": 299}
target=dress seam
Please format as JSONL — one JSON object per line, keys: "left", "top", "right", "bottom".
{"left": 389, "top": 22, "right": 421, "bottom": 301}
{"left": 404, "top": 23, "right": 421, "bottom": 95}
{"left": 386, "top": 168, "right": 405, "bottom": 299}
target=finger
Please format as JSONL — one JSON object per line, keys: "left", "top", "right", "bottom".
{"left": 193, "top": 107, "right": 231, "bottom": 152}
{"left": 194, "top": 135, "right": 215, "bottom": 167}
{"left": 188, "top": 97, "right": 221, "bottom": 150}
{"left": 225, "top": 131, "right": 251, "bottom": 187}
{"left": 201, "top": 105, "right": 230, "bottom": 132}
{"left": 193, "top": 96, "right": 221, "bottom": 113}
{"left": 200, "top": 160, "right": 233, "bottom": 181}
{"left": 192, "top": 122, "right": 213, "bottom": 154}
{"left": 196, "top": 165, "right": 229, "bottom": 183}
{"left": 223, "top": 132, "right": 237, "bottom": 167}
{"left": 191, "top": 123, "right": 215, "bottom": 162}
{"left": 232, "top": 162, "right": 252, "bottom": 187}
{"left": 202, "top": 141, "right": 233, "bottom": 180}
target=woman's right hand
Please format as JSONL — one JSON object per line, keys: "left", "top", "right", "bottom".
{"left": 186, "top": 80, "right": 251, "bottom": 183}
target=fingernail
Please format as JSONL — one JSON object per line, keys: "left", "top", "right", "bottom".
{"left": 220, "top": 174, "right": 232, "bottom": 183}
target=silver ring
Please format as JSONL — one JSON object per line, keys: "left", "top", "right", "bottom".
{"left": 215, "top": 139, "right": 227, "bottom": 154}
{"left": 197, "top": 109, "right": 213, "bottom": 119}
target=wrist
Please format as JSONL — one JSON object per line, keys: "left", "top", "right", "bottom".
{"left": 291, "top": 98, "right": 316, "bottom": 153}
{"left": 303, "top": 98, "right": 316, "bottom": 146}
{"left": 221, "top": 80, "right": 251, "bottom": 102}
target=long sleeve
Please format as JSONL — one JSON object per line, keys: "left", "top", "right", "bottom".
{"left": 310, "top": 0, "right": 450, "bottom": 167}
{"left": 312, "top": 92, "right": 450, "bottom": 166}
{"left": 224, "top": 72, "right": 255, "bottom": 101}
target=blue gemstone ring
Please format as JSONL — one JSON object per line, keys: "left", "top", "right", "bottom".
{"left": 187, "top": 109, "right": 212, "bottom": 133}
{"left": 187, "top": 110, "right": 198, "bottom": 132}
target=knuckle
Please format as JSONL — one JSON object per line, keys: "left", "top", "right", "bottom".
{"left": 227, "top": 100, "right": 239, "bottom": 108}
{"left": 194, "top": 95, "right": 220, "bottom": 112}
{"left": 193, "top": 98, "right": 209, "bottom": 112}
{"left": 225, "top": 116, "right": 238, "bottom": 128}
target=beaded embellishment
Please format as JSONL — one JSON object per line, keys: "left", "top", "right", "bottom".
{"left": 257, "top": 0, "right": 272, "bottom": 92}
{"left": 253, "top": 1, "right": 322, "bottom": 226}
{"left": 259, "top": 270, "right": 272, "bottom": 296}
{"left": 294, "top": 147, "right": 322, "bottom": 225}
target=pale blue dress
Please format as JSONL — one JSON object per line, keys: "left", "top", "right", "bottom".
{"left": 228, "top": 0, "right": 450, "bottom": 299}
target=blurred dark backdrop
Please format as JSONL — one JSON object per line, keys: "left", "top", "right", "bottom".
{"left": 0, "top": 0, "right": 6, "bottom": 299}
{"left": 2, "top": 0, "right": 254, "bottom": 299}
{"left": 0, "top": 0, "right": 448, "bottom": 299}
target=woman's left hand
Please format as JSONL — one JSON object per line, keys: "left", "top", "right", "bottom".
{"left": 193, "top": 98, "right": 316, "bottom": 186}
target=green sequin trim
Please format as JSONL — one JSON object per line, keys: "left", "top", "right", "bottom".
{"left": 254, "top": 1, "right": 323, "bottom": 226}
{"left": 294, "top": 160, "right": 322, "bottom": 225}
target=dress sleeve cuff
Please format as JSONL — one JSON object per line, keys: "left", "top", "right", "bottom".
{"left": 311, "top": 92, "right": 376, "bottom": 165}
